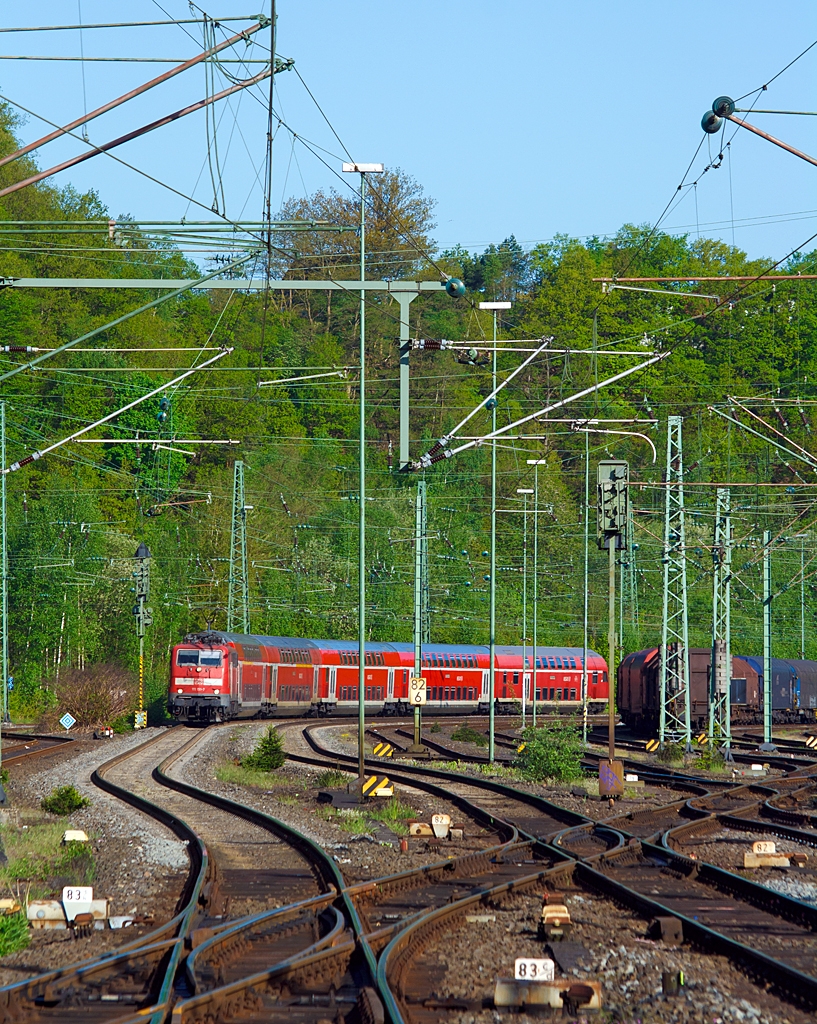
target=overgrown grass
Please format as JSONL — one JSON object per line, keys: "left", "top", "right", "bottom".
{"left": 336, "top": 813, "right": 372, "bottom": 835}
{"left": 0, "top": 913, "right": 29, "bottom": 956}
{"left": 41, "top": 785, "right": 90, "bottom": 817}
{"left": 450, "top": 725, "right": 488, "bottom": 748}
{"left": 429, "top": 721, "right": 441, "bottom": 734}
{"left": 0, "top": 822, "right": 95, "bottom": 894}
{"left": 215, "top": 761, "right": 296, "bottom": 789}
{"left": 315, "top": 769, "right": 352, "bottom": 789}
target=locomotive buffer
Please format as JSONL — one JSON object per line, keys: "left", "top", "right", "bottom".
{"left": 597, "top": 461, "right": 628, "bottom": 797}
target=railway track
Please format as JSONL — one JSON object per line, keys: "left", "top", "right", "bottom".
{"left": 0, "top": 727, "right": 371, "bottom": 1024}
{"left": 293, "top": 719, "right": 817, "bottom": 1017}
{"left": 1, "top": 732, "right": 74, "bottom": 767}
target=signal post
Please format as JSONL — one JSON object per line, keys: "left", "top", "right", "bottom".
{"left": 597, "top": 461, "right": 629, "bottom": 798}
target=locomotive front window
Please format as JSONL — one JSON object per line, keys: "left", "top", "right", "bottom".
{"left": 177, "top": 650, "right": 199, "bottom": 666}
{"left": 200, "top": 652, "right": 222, "bottom": 667}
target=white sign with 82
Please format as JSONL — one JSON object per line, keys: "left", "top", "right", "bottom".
{"left": 514, "top": 957, "right": 555, "bottom": 981}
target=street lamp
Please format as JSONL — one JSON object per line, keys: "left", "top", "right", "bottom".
{"left": 342, "top": 161, "right": 384, "bottom": 781}
{"left": 479, "top": 300, "right": 512, "bottom": 763}
{"left": 517, "top": 488, "right": 533, "bottom": 728}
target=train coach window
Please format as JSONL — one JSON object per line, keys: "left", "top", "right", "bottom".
{"left": 592, "top": 672, "right": 598, "bottom": 686}
{"left": 548, "top": 658, "right": 556, "bottom": 669}
{"left": 513, "top": 672, "right": 519, "bottom": 686}
{"left": 602, "top": 672, "right": 608, "bottom": 683}
{"left": 456, "top": 687, "right": 462, "bottom": 700}
{"left": 556, "top": 689, "right": 562, "bottom": 700}
{"left": 177, "top": 650, "right": 199, "bottom": 666}
{"left": 569, "top": 657, "right": 576, "bottom": 669}
{"left": 570, "top": 688, "right": 576, "bottom": 700}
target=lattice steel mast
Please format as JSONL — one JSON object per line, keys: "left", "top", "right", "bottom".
{"left": 659, "top": 416, "right": 691, "bottom": 748}
{"left": 709, "top": 487, "right": 732, "bottom": 756}
{"left": 227, "top": 460, "right": 249, "bottom": 633}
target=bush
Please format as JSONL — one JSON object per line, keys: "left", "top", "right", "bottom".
{"left": 0, "top": 913, "right": 29, "bottom": 956}
{"left": 451, "top": 725, "right": 488, "bottom": 748}
{"left": 242, "top": 726, "right": 286, "bottom": 772}
{"left": 41, "top": 785, "right": 91, "bottom": 816}
{"left": 429, "top": 721, "right": 441, "bottom": 734}
{"left": 513, "top": 722, "right": 583, "bottom": 783}
{"left": 657, "top": 742, "right": 685, "bottom": 765}
{"left": 40, "top": 663, "right": 137, "bottom": 730}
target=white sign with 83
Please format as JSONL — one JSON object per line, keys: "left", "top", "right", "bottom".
{"left": 514, "top": 957, "right": 555, "bottom": 981}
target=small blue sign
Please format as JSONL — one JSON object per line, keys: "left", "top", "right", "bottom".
{"left": 59, "top": 712, "right": 76, "bottom": 731}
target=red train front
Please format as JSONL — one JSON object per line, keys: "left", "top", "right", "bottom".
{"left": 168, "top": 632, "right": 609, "bottom": 721}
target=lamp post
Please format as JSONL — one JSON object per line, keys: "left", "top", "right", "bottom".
{"left": 342, "top": 161, "right": 384, "bottom": 781}
{"left": 517, "top": 487, "right": 533, "bottom": 727}
{"left": 479, "top": 300, "right": 512, "bottom": 763}
{"left": 526, "top": 460, "right": 549, "bottom": 728}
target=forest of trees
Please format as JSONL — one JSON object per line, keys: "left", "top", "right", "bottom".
{"left": 1, "top": 101, "right": 816, "bottom": 722}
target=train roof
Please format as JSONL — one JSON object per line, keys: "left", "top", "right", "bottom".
{"left": 180, "top": 633, "right": 602, "bottom": 659}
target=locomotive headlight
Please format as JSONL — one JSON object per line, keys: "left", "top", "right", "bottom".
{"left": 177, "top": 688, "right": 184, "bottom": 693}
{"left": 214, "top": 689, "right": 220, "bottom": 694}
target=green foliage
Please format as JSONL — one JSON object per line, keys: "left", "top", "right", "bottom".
{"left": 0, "top": 819, "right": 94, "bottom": 891}
{"left": 0, "top": 96, "right": 814, "bottom": 693}
{"left": 315, "top": 768, "right": 352, "bottom": 789}
{"left": 697, "top": 746, "right": 726, "bottom": 771}
{"left": 241, "top": 726, "right": 286, "bottom": 773}
{"left": 41, "top": 785, "right": 91, "bottom": 816}
{"left": 216, "top": 761, "right": 295, "bottom": 789}
{"left": 450, "top": 725, "right": 488, "bottom": 748}
{"left": 111, "top": 715, "right": 134, "bottom": 734}
{"left": 0, "top": 913, "right": 29, "bottom": 956}
{"left": 657, "top": 743, "right": 685, "bottom": 765}
{"left": 513, "top": 722, "right": 583, "bottom": 783}
{"left": 429, "top": 721, "right": 441, "bottom": 734}
{"left": 0, "top": 768, "right": 7, "bottom": 786}
{"left": 367, "top": 797, "right": 415, "bottom": 823}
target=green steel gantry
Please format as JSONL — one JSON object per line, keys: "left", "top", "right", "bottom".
{"left": 227, "top": 460, "right": 250, "bottom": 634}
{"left": 709, "top": 487, "right": 732, "bottom": 756}
{"left": 659, "top": 415, "right": 692, "bottom": 749}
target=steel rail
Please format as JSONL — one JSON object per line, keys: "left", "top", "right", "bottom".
{"left": 302, "top": 722, "right": 817, "bottom": 1013}
{"left": 0, "top": 730, "right": 209, "bottom": 1023}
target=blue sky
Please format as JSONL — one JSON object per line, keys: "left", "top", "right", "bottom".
{"left": 2, "top": 2, "right": 816, "bottom": 263}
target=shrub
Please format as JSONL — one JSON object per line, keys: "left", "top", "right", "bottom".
{"left": 0, "top": 912, "right": 29, "bottom": 956}
{"left": 451, "top": 725, "right": 488, "bottom": 748}
{"left": 41, "top": 785, "right": 91, "bottom": 816}
{"left": 430, "top": 721, "right": 441, "bottom": 734}
{"left": 242, "top": 726, "right": 286, "bottom": 772}
{"left": 40, "top": 663, "right": 137, "bottom": 730}
{"left": 513, "top": 722, "right": 583, "bottom": 783}
{"left": 656, "top": 742, "right": 685, "bottom": 765}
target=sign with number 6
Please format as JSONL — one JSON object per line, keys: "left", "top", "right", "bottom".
{"left": 409, "top": 676, "right": 427, "bottom": 705}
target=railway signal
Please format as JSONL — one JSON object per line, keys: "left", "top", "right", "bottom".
{"left": 597, "top": 460, "right": 628, "bottom": 798}
{"left": 645, "top": 739, "right": 660, "bottom": 752}
{"left": 132, "top": 542, "right": 152, "bottom": 729}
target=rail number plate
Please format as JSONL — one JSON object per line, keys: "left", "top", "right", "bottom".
{"left": 752, "top": 840, "right": 776, "bottom": 854}
{"left": 63, "top": 886, "right": 93, "bottom": 903}
{"left": 514, "top": 957, "right": 554, "bottom": 981}
{"left": 409, "top": 677, "right": 427, "bottom": 705}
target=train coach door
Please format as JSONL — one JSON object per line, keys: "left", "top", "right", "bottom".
{"left": 481, "top": 670, "right": 489, "bottom": 699}
{"left": 271, "top": 665, "right": 278, "bottom": 702}
{"left": 387, "top": 669, "right": 395, "bottom": 699}
{"left": 329, "top": 668, "right": 337, "bottom": 700}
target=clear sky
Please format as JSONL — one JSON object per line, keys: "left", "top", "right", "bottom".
{"left": 2, "top": 2, "right": 816, "bottom": 263}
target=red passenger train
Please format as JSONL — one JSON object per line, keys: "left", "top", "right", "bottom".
{"left": 168, "top": 631, "right": 610, "bottom": 722}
